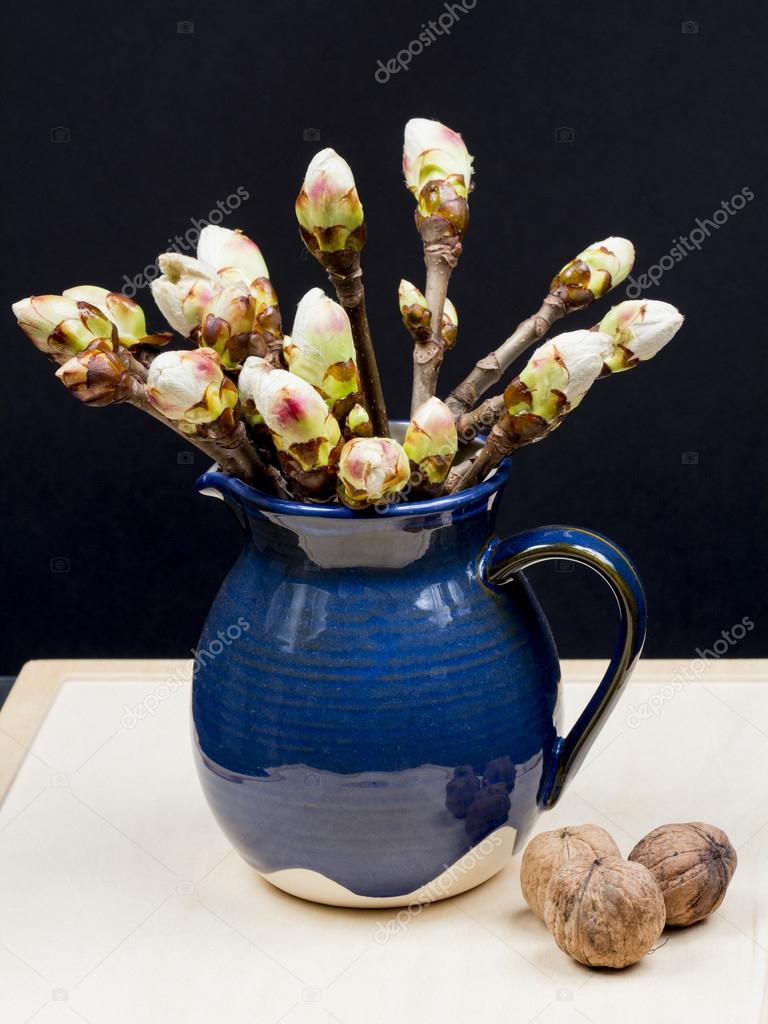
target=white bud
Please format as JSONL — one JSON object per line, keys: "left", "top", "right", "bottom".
{"left": 295, "top": 149, "right": 365, "bottom": 253}
{"left": 403, "top": 118, "right": 473, "bottom": 198}
{"left": 599, "top": 300, "right": 684, "bottom": 370}
{"left": 285, "top": 288, "right": 359, "bottom": 408}
{"left": 403, "top": 397, "right": 458, "bottom": 484}
{"left": 338, "top": 437, "right": 410, "bottom": 506}
{"left": 197, "top": 226, "right": 269, "bottom": 283}
{"left": 151, "top": 254, "right": 222, "bottom": 336}
{"left": 146, "top": 348, "right": 223, "bottom": 420}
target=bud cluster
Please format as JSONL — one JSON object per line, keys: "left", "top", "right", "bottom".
{"left": 12, "top": 115, "right": 684, "bottom": 504}
{"left": 151, "top": 227, "right": 282, "bottom": 370}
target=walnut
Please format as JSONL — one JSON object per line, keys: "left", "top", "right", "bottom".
{"left": 629, "top": 822, "right": 737, "bottom": 926}
{"left": 520, "top": 824, "right": 620, "bottom": 920}
{"left": 544, "top": 856, "right": 666, "bottom": 968}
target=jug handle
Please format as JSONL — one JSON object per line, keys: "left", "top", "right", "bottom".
{"left": 479, "top": 525, "right": 647, "bottom": 808}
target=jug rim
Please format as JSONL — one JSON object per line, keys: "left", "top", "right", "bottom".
{"left": 197, "top": 419, "right": 511, "bottom": 520}
{"left": 197, "top": 458, "right": 510, "bottom": 520}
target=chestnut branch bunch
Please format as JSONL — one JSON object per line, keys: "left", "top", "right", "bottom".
{"left": 12, "top": 118, "right": 684, "bottom": 510}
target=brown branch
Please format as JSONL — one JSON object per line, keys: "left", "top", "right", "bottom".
{"left": 455, "top": 394, "right": 505, "bottom": 442}
{"left": 447, "top": 410, "right": 557, "bottom": 493}
{"left": 315, "top": 248, "right": 389, "bottom": 437}
{"left": 123, "top": 377, "right": 270, "bottom": 485}
{"left": 445, "top": 449, "right": 493, "bottom": 494}
{"left": 49, "top": 337, "right": 280, "bottom": 489}
{"left": 123, "top": 350, "right": 149, "bottom": 381}
{"left": 446, "top": 416, "right": 522, "bottom": 493}
{"left": 411, "top": 221, "right": 462, "bottom": 414}
{"left": 124, "top": 342, "right": 288, "bottom": 491}
{"left": 445, "top": 294, "right": 567, "bottom": 418}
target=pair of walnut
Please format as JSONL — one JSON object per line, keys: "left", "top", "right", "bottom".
{"left": 521, "top": 822, "right": 737, "bottom": 969}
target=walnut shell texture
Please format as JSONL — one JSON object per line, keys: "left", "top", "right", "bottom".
{"left": 629, "top": 822, "right": 737, "bottom": 926}
{"left": 544, "top": 856, "right": 666, "bottom": 968}
{"left": 520, "top": 824, "right": 620, "bottom": 920}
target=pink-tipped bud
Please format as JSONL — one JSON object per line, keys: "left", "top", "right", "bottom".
{"left": 295, "top": 149, "right": 365, "bottom": 254}
{"left": 403, "top": 118, "right": 473, "bottom": 235}
{"left": 12, "top": 294, "right": 117, "bottom": 357}
{"left": 284, "top": 288, "right": 360, "bottom": 413}
{"left": 196, "top": 226, "right": 270, "bottom": 284}
{"left": 403, "top": 118, "right": 473, "bottom": 199}
{"left": 146, "top": 347, "right": 238, "bottom": 433}
{"left": 598, "top": 300, "right": 684, "bottom": 372}
{"left": 337, "top": 437, "right": 410, "bottom": 509}
{"left": 403, "top": 397, "right": 458, "bottom": 485}
{"left": 239, "top": 363, "right": 341, "bottom": 474}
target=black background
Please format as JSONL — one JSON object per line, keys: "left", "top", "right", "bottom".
{"left": 2, "top": 0, "right": 765, "bottom": 674}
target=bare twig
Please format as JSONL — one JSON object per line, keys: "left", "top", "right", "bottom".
{"left": 315, "top": 248, "right": 389, "bottom": 437}
{"left": 123, "top": 375, "right": 269, "bottom": 485}
{"left": 411, "top": 221, "right": 462, "bottom": 413}
{"left": 445, "top": 294, "right": 566, "bottom": 417}
{"left": 446, "top": 411, "right": 553, "bottom": 492}
{"left": 455, "top": 394, "right": 505, "bottom": 442}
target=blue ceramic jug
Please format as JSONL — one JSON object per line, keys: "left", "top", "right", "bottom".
{"left": 193, "top": 454, "right": 645, "bottom": 908}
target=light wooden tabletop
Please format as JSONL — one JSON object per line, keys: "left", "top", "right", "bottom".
{"left": 1, "top": 659, "right": 766, "bottom": 1024}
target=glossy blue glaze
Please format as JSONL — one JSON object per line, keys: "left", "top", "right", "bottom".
{"left": 192, "top": 452, "right": 646, "bottom": 901}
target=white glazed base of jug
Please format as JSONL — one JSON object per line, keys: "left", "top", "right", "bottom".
{"left": 259, "top": 824, "right": 517, "bottom": 908}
